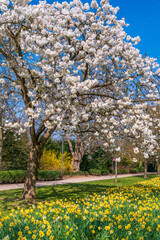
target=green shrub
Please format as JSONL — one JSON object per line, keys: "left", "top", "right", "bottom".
{"left": 0, "top": 170, "right": 26, "bottom": 183}
{"left": 130, "top": 168, "right": 139, "bottom": 173}
{"left": 2, "top": 130, "right": 30, "bottom": 171}
{"left": 70, "top": 171, "right": 85, "bottom": 176}
{"left": 130, "top": 166, "right": 145, "bottom": 173}
{"left": 101, "top": 170, "right": 109, "bottom": 175}
{"left": 117, "top": 169, "right": 129, "bottom": 174}
{"left": 64, "top": 171, "right": 89, "bottom": 176}
{"left": 89, "top": 169, "right": 101, "bottom": 176}
{"left": 80, "top": 148, "right": 113, "bottom": 172}
{"left": 0, "top": 170, "right": 62, "bottom": 183}
{"left": 138, "top": 166, "right": 145, "bottom": 172}
{"left": 84, "top": 171, "right": 89, "bottom": 176}
{"left": 120, "top": 156, "right": 131, "bottom": 166}
{"left": 63, "top": 170, "right": 71, "bottom": 175}
{"left": 38, "top": 170, "right": 62, "bottom": 181}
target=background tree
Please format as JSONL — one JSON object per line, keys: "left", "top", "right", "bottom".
{"left": 80, "top": 148, "right": 113, "bottom": 173}
{"left": 147, "top": 105, "right": 160, "bottom": 175}
{"left": 2, "top": 130, "right": 30, "bottom": 170}
{"left": 0, "top": 110, "right": 2, "bottom": 170}
{"left": 66, "top": 134, "right": 85, "bottom": 171}
{"left": 44, "top": 137, "right": 73, "bottom": 155}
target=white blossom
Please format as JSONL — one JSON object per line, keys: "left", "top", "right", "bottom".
{"left": 133, "top": 158, "right": 137, "bottom": 163}
{"left": 133, "top": 147, "right": 139, "bottom": 154}
{"left": 115, "top": 157, "right": 121, "bottom": 162}
{"left": 0, "top": 0, "right": 159, "bottom": 163}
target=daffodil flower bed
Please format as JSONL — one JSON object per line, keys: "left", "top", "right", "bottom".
{"left": 1, "top": 177, "right": 160, "bottom": 240}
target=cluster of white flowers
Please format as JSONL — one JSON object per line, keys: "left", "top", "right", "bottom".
{"left": 0, "top": 78, "right": 5, "bottom": 84}
{"left": 0, "top": 0, "right": 159, "bottom": 159}
{"left": 115, "top": 157, "right": 121, "bottom": 162}
{"left": 0, "top": 0, "right": 9, "bottom": 11}
{"left": 133, "top": 158, "right": 137, "bottom": 163}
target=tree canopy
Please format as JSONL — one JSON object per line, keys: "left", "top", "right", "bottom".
{"left": 0, "top": 0, "right": 159, "bottom": 199}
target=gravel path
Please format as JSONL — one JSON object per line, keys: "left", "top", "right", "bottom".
{"left": 0, "top": 172, "right": 157, "bottom": 191}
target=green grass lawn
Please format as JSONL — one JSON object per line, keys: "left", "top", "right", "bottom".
{"left": 0, "top": 174, "right": 157, "bottom": 216}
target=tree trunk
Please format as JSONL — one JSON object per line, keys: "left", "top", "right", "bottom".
{"left": 21, "top": 147, "right": 38, "bottom": 200}
{"left": 0, "top": 111, "right": 2, "bottom": 171}
{"left": 157, "top": 159, "right": 160, "bottom": 176}
{"left": 144, "top": 159, "right": 147, "bottom": 179}
{"left": 66, "top": 134, "right": 85, "bottom": 172}
{"left": 72, "top": 155, "right": 81, "bottom": 172}
{"left": 115, "top": 161, "right": 117, "bottom": 183}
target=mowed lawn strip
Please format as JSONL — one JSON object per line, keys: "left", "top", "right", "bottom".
{"left": 0, "top": 174, "right": 157, "bottom": 216}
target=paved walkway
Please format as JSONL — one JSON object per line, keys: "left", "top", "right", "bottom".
{"left": 0, "top": 173, "right": 157, "bottom": 191}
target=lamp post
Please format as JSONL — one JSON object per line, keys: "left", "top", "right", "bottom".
{"left": 114, "top": 157, "right": 120, "bottom": 183}
{"left": 61, "top": 132, "right": 65, "bottom": 179}
{"left": 112, "top": 158, "right": 115, "bottom": 175}
{"left": 115, "top": 160, "right": 117, "bottom": 183}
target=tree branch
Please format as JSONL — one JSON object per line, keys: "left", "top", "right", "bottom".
{"left": 66, "top": 133, "right": 74, "bottom": 158}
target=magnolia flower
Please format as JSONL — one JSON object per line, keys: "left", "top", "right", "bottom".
{"left": 124, "top": 128, "right": 129, "bottom": 133}
{"left": 144, "top": 153, "right": 149, "bottom": 159}
{"left": 133, "top": 158, "right": 137, "bottom": 163}
{"left": 103, "top": 143, "right": 109, "bottom": 148}
{"left": 115, "top": 147, "right": 120, "bottom": 151}
{"left": 25, "top": 108, "right": 34, "bottom": 116}
{"left": 0, "top": 78, "right": 5, "bottom": 84}
{"left": 27, "top": 91, "right": 34, "bottom": 97}
{"left": 0, "top": 0, "right": 9, "bottom": 5}
{"left": 24, "top": 122, "right": 32, "bottom": 128}
{"left": 32, "top": 113, "right": 40, "bottom": 119}
{"left": 133, "top": 147, "right": 139, "bottom": 154}
{"left": 115, "top": 157, "right": 121, "bottom": 162}
{"left": 91, "top": 0, "right": 98, "bottom": 9}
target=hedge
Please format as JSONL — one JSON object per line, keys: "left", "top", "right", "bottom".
{"left": 89, "top": 169, "right": 101, "bottom": 176}
{"left": 113, "top": 169, "right": 129, "bottom": 174}
{"left": 117, "top": 169, "right": 129, "bottom": 174}
{"left": 0, "top": 170, "right": 62, "bottom": 184}
{"left": 38, "top": 170, "right": 62, "bottom": 181}
{"left": 130, "top": 167, "right": 145, "bottom": 173}
{"left": 70, "top": 171, "right": 89, "bottom": 176}
{"left": 101, "top": 169, "right": 109, "bottom": 175}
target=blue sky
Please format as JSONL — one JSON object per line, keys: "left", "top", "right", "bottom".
{"left": 31, "top": 0, "right": 160, "bottom": 64}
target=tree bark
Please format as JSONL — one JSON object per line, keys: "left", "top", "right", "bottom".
{"left": 21, "top": 147, "right": 38, "bottom": 200}
{"left": 144, "top": 159, "right": 147, "bottom": 178}
{"left": 21, "top": 127, "right": 55, "bottom": 200}
{"left": 66, "top": 134, "right": 85, "bottom": 172}
{"left": 0, "top": 111, "right": 2, "bottom": 171}
{"left": 115, "top": 161, "right": 117, "bottom": 183}
{"left": 72, "top": 155, "right": 81, "bottom": 172}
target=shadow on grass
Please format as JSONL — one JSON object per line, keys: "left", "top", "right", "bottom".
{"left": 36, "top": 183, "right": 110, "bottom": 201}
{"left": 0, "top": 189, "right": 23, "bottom": 214}
{"left": 35, "top": 175, "right": 158, "bottom": 201}
{"left": 0, "top": 184, "right": 110, "bottom": 215}
{"left": 0, "top": 174, "right": 158, "bottom": 216}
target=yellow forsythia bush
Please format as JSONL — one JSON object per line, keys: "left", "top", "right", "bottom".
{"left": 40, "top": 149, "right": 72, "bottom": 172}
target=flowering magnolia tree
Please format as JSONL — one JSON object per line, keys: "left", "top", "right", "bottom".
{"left": 127, "top": 105, "right": 160, "bottom": 178}
{"left": 0, "top": 0, "right": 160, "bottom": 199}
{"left": 0, "top": 110, "right": 2, "bottom": 170}
{"left": 146, "top": 105, "right": 160, "bottom": 175}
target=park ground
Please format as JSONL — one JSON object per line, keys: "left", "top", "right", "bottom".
{"left": 0, "top": 173, "right": 157, "bottom": 216}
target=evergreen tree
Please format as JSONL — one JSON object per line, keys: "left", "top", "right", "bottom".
{"left": 2, "top": 130, "right": 30, "bottom": 170}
